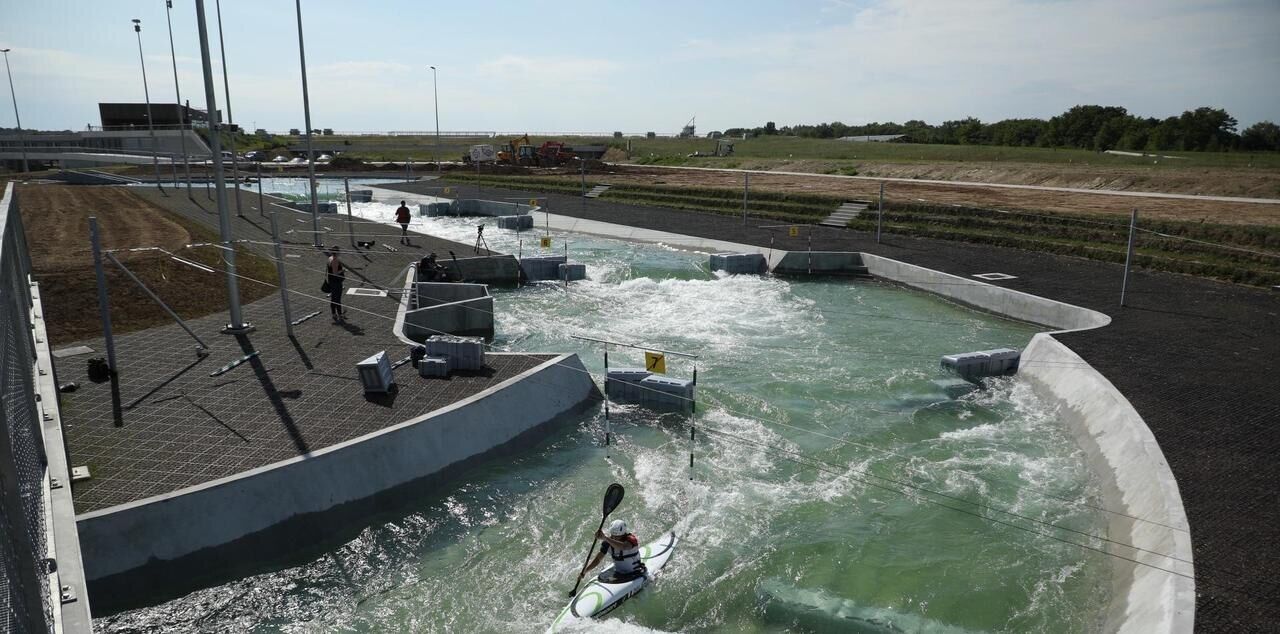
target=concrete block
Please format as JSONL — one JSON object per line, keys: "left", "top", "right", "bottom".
{"left": 710, "top": 252, "right": 767, "bottom": 275}
{"left": 605, "top": 368, "right": 650, "bottom": 401}
{"left": 941, "top": 347, "right": 1020, "bottom": 382}
{"left": 417, "top": 355, "right": 450, "bottom": 378}
{"left": 419, "top": 202, "right": 453, "bottom": 217}
{"left": 639, "top": 375, "right": 695, "bottom": 414}
{"left": 437, "top": 255, "right": 519, "bottom": 285}
{"left": 520, "top": 255, "right": 567, "bottom": 282}
{"left": 772, "top": 251, "right": 869, "bottom": 276}
{"left": 497, "top": 215, "right": 535, "bottom": 230}
{"left": 558, "top": 262, "right": 587, "bottom": 281}
{"left": 347, "top": 189, "right": 373, "bottom": 203}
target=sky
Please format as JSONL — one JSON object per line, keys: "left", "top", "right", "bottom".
{"left": 1, "top": 0, "right": 1277, "bottom": 134}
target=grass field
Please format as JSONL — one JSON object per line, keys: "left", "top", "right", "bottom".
{"left": 17, "top": 185, "right": 278, "bottom": 343}
{"left": 273, "top": 133, "right": 1280, "bottom": 170}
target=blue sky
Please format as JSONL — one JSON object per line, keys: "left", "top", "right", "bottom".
{"left": 1, "top": 0, "right": 1277, "bottom": 134}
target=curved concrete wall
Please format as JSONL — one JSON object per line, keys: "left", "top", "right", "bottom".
{"left": 1020, "top": 334, "right": 1194, "bottom": 634}
{"left": 75, "top": 353, "right": 596, "bottom": 582}
{"left": 859, "top": 253, "right": 1110, "bottom": 331}
{"left": 857, "top": 252, "right": 1190, "bottom": 633}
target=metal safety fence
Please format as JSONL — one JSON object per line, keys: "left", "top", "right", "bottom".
{"left": 0, "top": 183, "right": 54, "bottom": 633}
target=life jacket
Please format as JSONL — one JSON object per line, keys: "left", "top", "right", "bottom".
{"left": 606, "top": 534, "right": 641, "bottom": 573}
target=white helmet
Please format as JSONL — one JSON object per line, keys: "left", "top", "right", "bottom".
{"left": 608, "top": 519, "right": 628, "bottom": 536}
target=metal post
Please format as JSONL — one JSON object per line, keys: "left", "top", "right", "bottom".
{"left": 269, "top": 210, "right": 295, "bottom": 336}
{"left": 294, "top": 0, "right": 321, "bottom": 247}
{"left": 407, "top": 157, "right": 412, "bottom": 181}
{"left": 164, "top": 1, "right": 191, "bottom": 197}
{"left": 604, "top": 346, "right": 610, "bottom": 457}
{"left": 742, "top": 172, "right": 749, "bottom": 225}
{"left": 0, "top": 49, "right": 29, "bottom": 172}
{"left": 215, "top": 0, "right": 243, "bottom": 216}
{"left": 344, "top": 176, "right": 355, "bottom": 248}
{"left": 256, "top": 162, "right": 264, "bottom": 216}
{"left": 430, "top": 65, "right": 440, "bottom": 174}
{"left": 876, "top": 182, "right": 884, "bottom": 244}
{"left": 89, "top": 218, "right": 118, "bottom": 374}
{"left": 807, "top": 231, "right": 813, "bottom": 275}
{"left": 106, "top": 252, "right": 208, "bottom": 350}
{"left": 132, "top": 20, "right": 163, "bottom": 193}
{"left": 195, "top": 0, "right": 248, "bottom": 332}
{"left": 476, "top": 158, "right": 481, "bottom": 198}
{"left": 580, "top": 156, "right": 586, "bottom": 197}
{"left": 1121, "top": 208, "right": 1138, "bottom": 307}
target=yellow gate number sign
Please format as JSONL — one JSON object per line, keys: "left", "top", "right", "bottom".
{"left": 540, "top": 236, "right": 552, "bottom": 248}
{"left": 789, "top": 225, "right": 799, "bottom": 237}
{"left": 529, "top": 198, "right": 538, "bottom": 206}
{"left": 645, "top": 352, "right": 667, "bottom": 374}
{"left": 443, "top": 187, "right": 453, "bottom": 195}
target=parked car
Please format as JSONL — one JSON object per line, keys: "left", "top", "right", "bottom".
{"left": 317, "top": 154, "right": 333, "bottom": 162}
{"left": 288, "top": 157, "right": 307, "bottom": 164}
{"left": 271, "top": 155, "right": 288, "bottom": 163}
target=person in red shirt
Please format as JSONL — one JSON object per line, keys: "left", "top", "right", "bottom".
{"left": 580, "top": 519, "right": 645, "bottom": 583}
{"left": 395, "top": 201, "right": 411, "bottom": 244}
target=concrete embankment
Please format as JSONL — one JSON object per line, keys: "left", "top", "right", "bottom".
{"left": 76, "top": 353, "right": 598, "bottom": 609}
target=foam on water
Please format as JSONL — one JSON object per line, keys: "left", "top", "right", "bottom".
{"left": 99, "top": 213, "right": 1110, "bottom": 632}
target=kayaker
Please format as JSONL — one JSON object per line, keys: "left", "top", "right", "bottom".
{"left": 580, "top": 520, "right": 645, "bottom": 583}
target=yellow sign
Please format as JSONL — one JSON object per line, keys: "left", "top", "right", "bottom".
{"left": 645, "top": 352, "right": 667, "bottom": 374}
{"left": 540, "top": 236, "right": 552, "bottom": 248}
{"left": 789, "top": 225, "right": 799, "bottom": 237}
{"left": 529, "top": 198, "right": 538, "bottom": 206}
{"left": 443, "top": 187, "right": 453, "bottom": 195}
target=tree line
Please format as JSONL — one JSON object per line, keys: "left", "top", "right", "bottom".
{"left": 723, "top": 106, "right": 1280, "bottom": 152}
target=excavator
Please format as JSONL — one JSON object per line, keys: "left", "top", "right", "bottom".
{"left": 497, "top": 134, "right": 537, "bottom": 165}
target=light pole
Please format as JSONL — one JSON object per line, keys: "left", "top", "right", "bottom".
{"left": 132, "top": 19, "right": 164, "bottom": 193}
{"left": 194, "top": 0, "right": 249, "bottom": 333}
{"left": 430, "top": 65, "right": 440, "bottom": 173}
{"left": 215, "top": 0, "right": 244, "bottom": 216}
{"left": 1, "top": 49, "right": 29, "bottom": 173}
{"left": 164, "top": 0, "right": 192, "bottom": 197}
{"left": 295, "top": 0, "right": 320, "bottom": 246}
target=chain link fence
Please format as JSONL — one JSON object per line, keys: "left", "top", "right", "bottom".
{"left": 0, "top": 183, "right": 55, "bottom": 633}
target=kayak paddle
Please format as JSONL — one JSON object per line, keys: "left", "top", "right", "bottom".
{"left": 569, "top": 482, "right": 625, "bottom": 597}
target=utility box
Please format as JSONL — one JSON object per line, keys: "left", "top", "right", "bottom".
{"left": 357, "top": 350, "right": 394, "bottom": 393}
{"left": 425, "top": 335, "right": 486, "bottom": 371}
{"left": 417, "top": 355, "right": 450, "bottom": 378}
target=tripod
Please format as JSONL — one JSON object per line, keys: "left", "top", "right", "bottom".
{"left": 474, "top": 225, "right": 492, "bottom": 255}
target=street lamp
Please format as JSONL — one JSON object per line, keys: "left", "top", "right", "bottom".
{"left": 164, "top": 0, "right": 192, "bottom": 197}
{"left": 132, "top": 19, "right": 164, "bottom": 193}
{"left": 430, "top": 65, "right": 440, "bottom": 173}
{"left": 215, "top": 0, "right": 244, "bottom": 216}
{"left": 294, "top": 0, "right": 320, "bottom": 246}
{"left": 1, "top": 49, "right": 29, "bottom": 173}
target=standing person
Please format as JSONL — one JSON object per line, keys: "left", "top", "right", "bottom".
{"left": 326, "top": 245, "right": 346, "bottom": 323}
{"left": 395, "top": 200, "right": 412, "bottom": 244}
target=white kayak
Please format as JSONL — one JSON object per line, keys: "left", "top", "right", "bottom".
{"left": 548, "top": 531, "right": 678, "bottom": 632}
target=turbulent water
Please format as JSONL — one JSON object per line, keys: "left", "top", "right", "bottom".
{"left": 99, "top": 201, "right": 1111, "bottom": 633}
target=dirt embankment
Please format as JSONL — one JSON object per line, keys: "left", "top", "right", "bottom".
{"left": 591, "top": 166, "right": 1280, "bottom": 226}
{"left": 17, "top": 185, "right": 277, "bottom": 343}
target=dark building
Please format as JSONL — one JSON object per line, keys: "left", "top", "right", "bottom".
{"left": 97, "top": 103, "right": 217, "bottom": 129}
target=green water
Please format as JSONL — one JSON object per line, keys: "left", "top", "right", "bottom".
{"left": 100, "top": 211, "right": 1110, "bottom": 633}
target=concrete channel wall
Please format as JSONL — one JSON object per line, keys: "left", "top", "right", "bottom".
{"left": 75, "top": 353, "right": 597, "bottom": 584}
{"left": 859, "top": 253, "right": 1110, "bottom": 331}
{"left": 854, "top": 251, "right": 1190, "bottom": 633}
{"left": 1020, "top": 334, "right": 1194, "bottom": 634}
{"left": 772, "top": 251, "right": 869, "bottom": 276}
